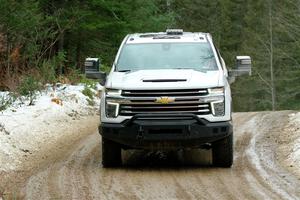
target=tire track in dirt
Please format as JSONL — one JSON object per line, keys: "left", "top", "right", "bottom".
{"left": 22, "top": 112, "right": 300, "bottom": 200}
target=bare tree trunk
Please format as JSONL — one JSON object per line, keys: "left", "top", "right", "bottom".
{"left": 58, "top": 31, "right": 64, "bottom": 75}
{"left": 75, "top": 31, "right": 83, "bottom": 72}
{"left": 6, "top": 32, "right": 10, "bottom": 78}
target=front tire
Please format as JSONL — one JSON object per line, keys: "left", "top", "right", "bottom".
{"left": 212, "top": 133, "right": 233, "bottom": 168}
{"left": 102, "top": 137, "right": 122, "bottom": 168}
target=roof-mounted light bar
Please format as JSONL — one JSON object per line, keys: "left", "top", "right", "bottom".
{"left": 166, "top": 29, "right": 183, "bottom": 35}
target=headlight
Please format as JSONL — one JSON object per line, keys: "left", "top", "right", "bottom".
{"left": 208, "top": 87, "right": 224, "bottom": 94}
{"left": 105, "top": 101, "right": 119, "bottom": 118}
{"left": 106, "top": 88, "right": 121, "bottom": 96}
{"left": 105, "top": 88, "right": 121, "bottom": 118}
{"left": 209, "top": 87, "right": 225, "bottom": 116}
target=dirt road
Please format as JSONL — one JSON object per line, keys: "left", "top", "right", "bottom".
{"left": 6, "top": 112, "right": 300, "bottom": 199}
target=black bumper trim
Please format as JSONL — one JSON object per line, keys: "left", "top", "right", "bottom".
{"left": 100, "top": 114, "right": 232, "bottom": 150}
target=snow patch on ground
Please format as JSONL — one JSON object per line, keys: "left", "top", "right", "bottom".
{"left": 244, "top": 113, "right": 297, "bottom": 200}
{"left": 288, "top": 112, "right": 300, "bottom": 170}
{"left": 0, "top": 84, "right": 103, "bottom": 172}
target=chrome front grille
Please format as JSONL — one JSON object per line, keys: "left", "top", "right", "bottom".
{"left": 119, "top": 89, "right": 211, "bottom": 116}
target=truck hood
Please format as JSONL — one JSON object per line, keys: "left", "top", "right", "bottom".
{"left": 106, "top": 69, "right": 224, "bottom": 90}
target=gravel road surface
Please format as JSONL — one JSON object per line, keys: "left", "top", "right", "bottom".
{"left": 2, "top": 112, "right": 300, "bottom": 200}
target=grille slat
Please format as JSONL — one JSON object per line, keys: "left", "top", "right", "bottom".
{"left": 119, "top": 89, "right": 211, "bottom": 116}
{"left": 120, "top": 110, "right": 210, "bottom": 114}
{"left": 121, "top": 101, "right": 204, "bottom": 105}
{"left": 122, "top": 89, "right": 208, "bottom": 97}
{"left": 121, "top": 105, "right": 209, "bottom": 109}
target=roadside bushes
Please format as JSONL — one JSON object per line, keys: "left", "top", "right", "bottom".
{"left": 81, "top": 78, "right": 98, "bottom": 106}
{"left": 80, "top": 74, "right": 99, "bottom": 106}
{"left": 17, "top": 75, "right": 41, "bottom": 106}
{"left": 0, "top": 75, "right": 41, "bottom": 110}
{"left": 0, "top": 93, "right": 14, "bottom": 111}
{"left": 0, "top": 64, "right": 99, "bottom": 110}
{"left": 39, "top": 60, "right": 57, "bottom": 85}
{"left": 82, "top": 86, "right": 95, "bottom": 106}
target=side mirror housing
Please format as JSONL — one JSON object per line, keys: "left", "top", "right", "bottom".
{"left": 228, "top": 56, "right": 252, "bottom": 83}
{"left": 85, "top": 58, "right": 106, "bottom": 85}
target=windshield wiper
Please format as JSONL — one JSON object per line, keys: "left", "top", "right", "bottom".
{"left": 172, "top": 67, "right": 207, "bottom": 73}
{"left": 172, "top": 67, "right": 194, "bottom": 69}
{"left": 117, "top": 69, "right": 131, "bottom": 72}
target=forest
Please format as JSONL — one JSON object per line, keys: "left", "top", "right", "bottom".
{"left": 0, "top": 0, "right": 300, "bottom": 111}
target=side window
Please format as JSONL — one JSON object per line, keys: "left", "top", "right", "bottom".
{"left": 217, "top": 49, "right": 224, "bottom": 69}
{"left": 213, "top": 44, "right": 224, "bottom": 69}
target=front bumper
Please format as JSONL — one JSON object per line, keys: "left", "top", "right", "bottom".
{"left": 100, "top": 114, "right": 232, "bottom": 150}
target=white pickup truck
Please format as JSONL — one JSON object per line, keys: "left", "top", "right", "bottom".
{"left": 85, "top": 29, "right": 251, "bottom": 168}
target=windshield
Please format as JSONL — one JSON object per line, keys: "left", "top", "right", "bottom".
{"left": 116, "top": 43, "right": 218, "bottom": 72}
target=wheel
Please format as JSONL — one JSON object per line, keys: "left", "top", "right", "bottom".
{"left": 212, "top": 133, "right": 233, "bottom": 168}
{"left": 102, "top": 137, "right": 122, "bottom": 168}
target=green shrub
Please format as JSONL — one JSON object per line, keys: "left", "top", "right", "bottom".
{"left": 82, "top": 85, "right": 96, "bottom": 106}
{"left": 86, "top": 98, "right": 95, "bottom": 106}
{"left": 80, "top": 76, "right": 97, "bottom": 90}
{"left": 0, "top": 93, "right": 14, "bottom": 111}
{"left": 17, "top": 76, "right": 41, "bottom": 105}
{"left": 66, "top": 69, "right": 82, "bottom": 84}
{"left": 37, "top": 51, "right": 68, "bottom": 84}
{"left": 54, "top": 51, "right": 67, "bottom": 75}
{"left": 39, "top": 60, "right": 57, "bottom": 84}
{"left": 82, "top": 86, "right": 94, "bottom": 99}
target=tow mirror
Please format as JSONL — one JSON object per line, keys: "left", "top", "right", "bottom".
{"left": 228, "top": 56, "right": 252, "bottom": 83}
{"left": 85, "top": 58, "right": 106, "bottom": 85}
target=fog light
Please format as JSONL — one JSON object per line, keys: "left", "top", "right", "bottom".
{"left": 212, "top": 102, "right": 225, "bottom": 116}
{"left": 105, "top": 102, "right": 119, "bottom": 118}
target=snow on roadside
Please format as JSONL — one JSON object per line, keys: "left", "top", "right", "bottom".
{"left": 0, "top": 83, "right": 103, "bottom": 172}
{"left": 288, "top": 112, "right": 300, "bottom": 172}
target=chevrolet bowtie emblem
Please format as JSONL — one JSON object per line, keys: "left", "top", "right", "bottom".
{"left": 155, "top": 97, "right": 175, "bottom": 104}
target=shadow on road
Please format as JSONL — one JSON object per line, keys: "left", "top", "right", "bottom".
{"left": 121, "top": 149, "right": 212, "bottom": 169}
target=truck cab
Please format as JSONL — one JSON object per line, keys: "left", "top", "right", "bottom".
{"left": 90, "top": 29, "right": 251, "bottom": 168}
